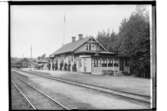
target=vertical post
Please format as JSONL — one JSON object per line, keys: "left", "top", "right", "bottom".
{"left": 71, "top": 55, "right": 74, "bottom": 72}
{"left": 57, "top": 59, "right": 58, "bottom": 70}
{"left": 30, "top": 45, "right": 32, "bottom": 59}
{"left": 62, "top": 13, "right": 66, "bottom": 46}
{"left": 113, "top": 58, "right": 115, "bottom": 76}
{"left": 30, "top": 45, "right": 32, "bottom": 70}
{"left": 50, "top": 60, "right": 53, "bottom": 71}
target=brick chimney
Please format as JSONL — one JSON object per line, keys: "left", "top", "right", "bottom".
{"left": 72, "top": 36, "right": 76, "bottom": 42}
{"left": 78, "top": 34, "right": 83, "bottom": 40}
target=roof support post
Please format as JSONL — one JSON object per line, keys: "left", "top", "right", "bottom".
{"left": 50, "top": 61, "right": 53, "bottom": 71}
{"left": 113, "top": 58, "right": 115, "bottom": 75}
{"left": 49, "top": 57, "right": 54, "bottom": 71}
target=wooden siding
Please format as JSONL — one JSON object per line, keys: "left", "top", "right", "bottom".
{"left": 75, "top": 39, "right": 105, "bottom": 53}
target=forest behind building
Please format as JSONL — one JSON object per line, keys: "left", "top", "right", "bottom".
{"left": 97, "top": 6, "right": 150, "bottom": 78}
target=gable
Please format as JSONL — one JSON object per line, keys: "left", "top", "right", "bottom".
{"left": 50, "top": 37, "right": 109, "bottom": 57}
{"left": 74, "top": 38, "right": 108, "bottom": 53}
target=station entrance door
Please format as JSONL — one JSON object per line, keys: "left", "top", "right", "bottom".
{"left": 80, "top": 55, "right": 91, "bottom": 73}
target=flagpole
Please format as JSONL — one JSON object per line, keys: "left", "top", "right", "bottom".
{"left": 30, "top": 45, "right": 32, "bottom": 70}
{"left": 63, "top": 13, "right": 66, "bottom": 46}
{"left": 30, "top": 45, "right": 32, "bottom": 59}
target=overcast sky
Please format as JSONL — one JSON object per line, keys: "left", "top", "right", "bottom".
{"left": 11, "top": 5, "right": 143, "bottom": 58}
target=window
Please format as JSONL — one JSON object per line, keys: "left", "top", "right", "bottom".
{"left": 86, "top": 44, "right": 89, "bottom": 50}
{"left": 102, "top": 58, "right": 107, "bottom": 67}
{"left": 104, "top": 60, "right": 107, "bottom": 67}
{"left": 89, "top": 43, "right": 91, "bottom": 50}
{"left": 91, "top": 43, "right": 96, "bottom": 51}
{"left": 108, "top": 59, "right": 113, "bottom": 67}
{"left": 86, "top": 42, "right": 97, "bottom": 51}
{"left": 114, "top": 63, "right": 119, "bottom": 67}
{"left": 86, "top": 43, "right": 91, "bottom": 51}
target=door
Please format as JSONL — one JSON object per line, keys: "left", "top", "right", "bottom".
{"left": 84, "top": 57, "right": 91, "bottom": 73}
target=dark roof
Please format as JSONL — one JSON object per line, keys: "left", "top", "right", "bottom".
{"left": 19, "top": 58, "right": 30, "bottom": 63}
{"left": 37, "top": 59, "right": 48, "bottom": 63}
{"left": 50, "top": 37, "right": 91, "bottom": 57}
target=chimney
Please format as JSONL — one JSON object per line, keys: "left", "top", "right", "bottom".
{"left": 78, "top": 34, "right": 83, "bottom": 40}
{"left": 72, "top": 36, "right": 76, "bottom": 42}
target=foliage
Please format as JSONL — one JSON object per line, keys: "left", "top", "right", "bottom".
{"left": 37, "top": 53, "right": 46, "bottom": 60}
{"left": 97, "top": 31, "right": 118, "bottom": 53}
{"left": 97, "top": 7, "right": 150, "bottom": 78}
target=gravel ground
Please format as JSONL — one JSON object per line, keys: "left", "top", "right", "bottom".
{"left": 11, "top": 82, "right": 33, "bottom": 110}
{"left": 14, "top": 70, "right": 150, "bottom": 109}
{"left": 12, "top": 71, "right": 95, "bottom": 109}
{"left": 12, "top": 73, "right": 64, "bottom": 110}
{"left": 34, "top": 70, "right": 151, "bottom": 96}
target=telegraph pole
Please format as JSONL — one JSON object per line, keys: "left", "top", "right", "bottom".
{"left": 62, "top": 13, "right": 66, "bottom": 46}
{"left": 30, "top": 45, "right": 32, "bottom": 60}
{"left": 30, "top": 45, "right": 32, "bottom": 70}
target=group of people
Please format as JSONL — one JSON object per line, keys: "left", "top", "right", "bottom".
{"left": 47, "top": 62, "right": 77, "bottom": 72}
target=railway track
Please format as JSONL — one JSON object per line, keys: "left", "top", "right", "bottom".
{"left": 12, "top": 81, "right": 36, "bottom": 110}
{"left": 14, "top": 70, "right": 151, "bottom": 107}
{"left": 12, "top": 75, "right": 72, "bottom": 110}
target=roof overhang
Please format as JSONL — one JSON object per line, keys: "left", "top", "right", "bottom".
{"left": 74, "top": 51, "right": 116, "bottom": 56}
{"left": 49, "top": 51, "right": 73, "bottom": 58}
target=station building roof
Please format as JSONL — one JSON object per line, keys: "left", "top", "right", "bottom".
{"left": 50, "top": 37, "right": 91, "bottom": 57}
{"left": 49, "top": 36, "right": 116, "bottom": 58}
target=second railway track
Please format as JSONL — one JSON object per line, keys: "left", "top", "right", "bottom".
{"left": 14, "top": 69, "right": 151, "bottom": 107}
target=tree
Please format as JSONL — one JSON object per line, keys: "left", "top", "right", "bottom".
{"left": 37, "top": 53, "right": 46, "bottom": 60}
{"left": 97, "top": 30, "right": 118, "bottom": 53}
{"left": 97, "top": 6, "right": 150, "bottom": 78}
{"left": 41, "top": 54, "right": 46, "bottom": 58}
{"left": 117, "top": 7, "right": 150, "bottom": 78}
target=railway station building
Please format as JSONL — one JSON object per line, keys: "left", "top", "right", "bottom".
{"left": 49, "top": 34, "right": 130, "bottom": 75}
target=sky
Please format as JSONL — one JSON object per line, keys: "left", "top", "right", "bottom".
{"left": 11, "top": 5, "right": 140, "bottom": 58}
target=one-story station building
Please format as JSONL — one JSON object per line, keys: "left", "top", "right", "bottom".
{"left": 49, "top": 34, "right": 130, "bottom": 75}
